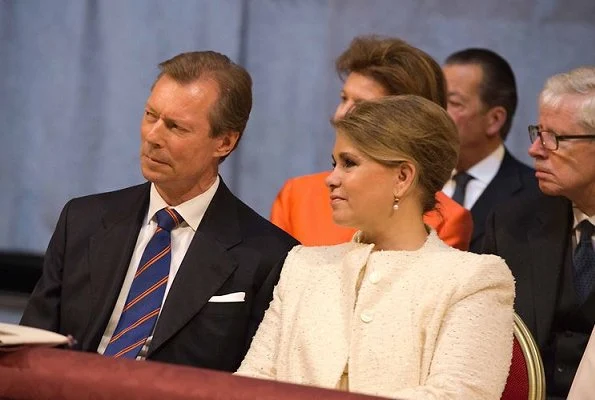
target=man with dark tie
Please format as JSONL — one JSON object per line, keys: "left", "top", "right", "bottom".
{"left": 442, "top": 48, "right": 539, "bottom": 252}
{"left": 484, "top": 66, "right": 595, "bottom": 399}
{"left": 20, "top": 51, "right": 299, "bottom": 371}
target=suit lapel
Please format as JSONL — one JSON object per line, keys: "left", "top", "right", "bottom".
{"left": 82, "top": 184, "right": 150, "bottom": 350}
{"left": 527, "top": 196, "right": 572, "bottom": 345}
{"left": 149, "top": 180, "right": 242, "bottom": 353}
{"left": 470, "top": 151, "right": 524, "bottom": 246}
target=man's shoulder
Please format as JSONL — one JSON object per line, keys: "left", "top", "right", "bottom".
{"left": 53, "top": 183, "right": 149, "bottom": 235}
{"left": 491, "top": 190, "right": 569, "bottom": 222}
{"left": 221, "top": 186, "right": 299, "bottom": 247}
{"left": 64, "top": 183, "right": 147, "bottom": 211}
{"left": 69, "top": 183, "right": 148, "bottom": 205}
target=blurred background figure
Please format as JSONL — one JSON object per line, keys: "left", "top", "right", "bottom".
{"left": 442, "top": 48, "right": 539, "bottom": 253}
{"left": 271, "top": 35, "right": 473, "bottom": 251}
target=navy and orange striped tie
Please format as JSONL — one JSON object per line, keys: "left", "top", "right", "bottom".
{"left": 104, "top": 207, "right": 182, "bottom": 359}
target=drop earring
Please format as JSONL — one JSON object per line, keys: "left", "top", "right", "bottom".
{"left": 393, "top": 196, "right": 400, "bottom": 211}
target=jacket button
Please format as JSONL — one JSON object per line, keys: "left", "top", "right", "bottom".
{"left": 369, "top": 271, "right": 380, "bottom": 284}
{"left": 360, "top": 311, "right": 373, "bottom": 323}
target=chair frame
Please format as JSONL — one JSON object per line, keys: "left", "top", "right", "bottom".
{"left": 513, "top": 313, "right": 546, "bottom": 400}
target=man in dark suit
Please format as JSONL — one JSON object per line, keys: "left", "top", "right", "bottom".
{"left": 484, "top": 66, "right": 595, "bottom": 399}
{"left": 20, "top": 51, "right": 298, "bottom": 371}
{"left": 442, "top": 48, "right": 539, "bottom": 252}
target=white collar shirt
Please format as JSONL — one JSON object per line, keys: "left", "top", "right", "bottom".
{"left": 443, "top": 144, "right": 505, "bottom": 209}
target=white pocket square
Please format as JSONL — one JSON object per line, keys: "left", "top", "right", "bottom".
{"left": 208, "top": 292, "right": 246, "bottom": 303}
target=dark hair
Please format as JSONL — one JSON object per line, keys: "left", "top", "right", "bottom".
{"left": 333, "top": 95, "right": 459, "bottom": 213}
{"left": 445, "top": 48, "right": 517, "bottom": 140}
{"left": 335, "top": 35, "right": 446, "bottom": 108}
{"left": 155, "top": 51, "right": 252, "bottom": 155}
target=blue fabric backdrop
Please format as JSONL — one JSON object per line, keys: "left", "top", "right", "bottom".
{"left": 1, "top": 0, "right": 594, "bottom": 252}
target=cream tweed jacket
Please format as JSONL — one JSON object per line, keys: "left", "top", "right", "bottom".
{"left": 237, "top": 231, "right": 515, "bottom": 399}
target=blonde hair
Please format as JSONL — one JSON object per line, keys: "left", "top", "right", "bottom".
{"left": 332, "top": 95, "right": 459, "bottom": 212}
{"left": 540, "top": 66, "right": 595, "bottom": 131}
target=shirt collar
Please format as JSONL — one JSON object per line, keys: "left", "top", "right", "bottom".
{"left": 146, "top": 176, "right": 220, "bottom": 231}
{"left": 573, "top": 205, "right": 595, "bottom": 230}
{"left": 456, "top": 144, "right": 505, "bottom": 184}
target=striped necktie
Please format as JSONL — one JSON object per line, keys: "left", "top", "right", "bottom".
{"left": 104, "top": 207, "right": 182, "bottom": 359}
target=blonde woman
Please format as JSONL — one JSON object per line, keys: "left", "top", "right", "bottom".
{"left": 237, "top": 95, "right": 514, "bottom": 399}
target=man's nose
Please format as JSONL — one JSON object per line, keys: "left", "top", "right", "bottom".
{"left": 528, "top": 136, "right": 547, "bottom": 159}
{"left": 144, "top": 119, "right": 166, "bottom": 144}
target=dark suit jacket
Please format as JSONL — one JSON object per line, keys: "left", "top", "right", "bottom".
{"left": 482, "top": 192, "right": 594, "bottom": 399}
{"left": 483, "top": 192, "right": 573, "bottom": 346}
{"left": 469, "top": 149, "right": 539, "bottom": 253}
{"left": 20, "top": 180, "right": 299, "bottom": 371}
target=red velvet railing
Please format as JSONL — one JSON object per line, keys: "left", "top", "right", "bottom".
{"left": 0, "top": 347, "right": 385, "bottom": 400}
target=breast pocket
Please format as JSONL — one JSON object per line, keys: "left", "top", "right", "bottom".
{"left": 200, "top": 301, "right": 247, "bottom": 316}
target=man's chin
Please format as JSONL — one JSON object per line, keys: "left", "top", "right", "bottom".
{"left": 537, "top": 181, "right": 561, "bottom": 197}
{"left": 141, "top": 167, "right": 168, "bottom": 184}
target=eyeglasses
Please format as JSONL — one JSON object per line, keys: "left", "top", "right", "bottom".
{"left": 528, "top": 125, "right": 595, "bottom": 150}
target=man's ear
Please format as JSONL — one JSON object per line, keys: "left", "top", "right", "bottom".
{"left": 214, "top": 131, "right": 240, "bottom": 158}
{"left": 486, "top": 106, "right": 507, "bottom": 138}
{"left": 393, "top": 161, "right": 416, "bottom": 198}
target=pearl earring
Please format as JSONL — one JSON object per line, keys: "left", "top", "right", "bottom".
{"left": 393, "top": 196, "right": 400, "bottom": 211}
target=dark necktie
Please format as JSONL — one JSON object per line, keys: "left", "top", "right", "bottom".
{"left": 104, "top": 208, "right": 183, "bottom": 358}
{"left": 573, "top": 220, "right": 595, "bottom": 304}
{"left": 451, "top": 171, "right": 474, "bottom": 207}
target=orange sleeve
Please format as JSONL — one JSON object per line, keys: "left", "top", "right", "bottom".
{"left": 426, "top": 192, "right": 473, "bottom": 251}
{"left": 270, "top": 179, "right": 295, "bottom": 236}
{"left": 439, "top": 204, "right": 473, "bottom": 251}
{"left": 269, "top": 172, "right": 354, "bottom": 246}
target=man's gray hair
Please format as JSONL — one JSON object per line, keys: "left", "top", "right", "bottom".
{"left": 540, "top": 66, "right": 595, "bottom": 131}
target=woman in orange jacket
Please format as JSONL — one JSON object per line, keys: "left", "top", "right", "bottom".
{"left": 270, "top": 36, "right": 472, "bottom": 250}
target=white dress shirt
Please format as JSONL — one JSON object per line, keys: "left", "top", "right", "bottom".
{"left": 443, "top": 144, "right": 505, "bottom": 209}
{"left": 97, "top": 177, "right": 220, "bottom": 356}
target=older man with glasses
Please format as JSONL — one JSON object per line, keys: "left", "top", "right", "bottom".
{"left": 483, "top": 66, "right": 595, "bottom": 400}
{"left": 528, "top": 125, "right": 595, "bottom": 151}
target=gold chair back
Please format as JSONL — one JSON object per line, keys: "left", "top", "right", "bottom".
{"left": 513, "top": 312, "right": 546, "bottom": 400}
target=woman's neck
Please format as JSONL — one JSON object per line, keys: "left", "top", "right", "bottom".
{"left": 361, "top": 211, "right": 428, "bottom": 251}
